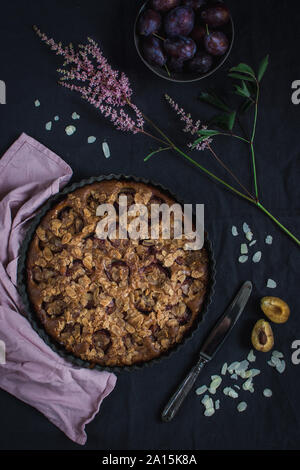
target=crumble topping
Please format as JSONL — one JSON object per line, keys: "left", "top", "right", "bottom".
{"left": 26, "top": 180, "right": 209, "bottom": 366}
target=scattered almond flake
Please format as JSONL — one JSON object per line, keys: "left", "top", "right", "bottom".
{"left": 72, "top": 111, "right": 80, "bottom": 120}
{"left": 231, "top": 226, "right": 238, "bottom": 236}
{"left": 245, "top": 231, "right": 253, "bottom": 241}
{"left": 211, "top": 375, "right": 219, "bottom": 380}
{"left": 249, "top": 240, "right": 257, "bottom": 246}
{"left": 238, "top": 255, "right": 248, "bottom": 264}
{"left": 102, "top": 141, "right": 111, "bottom": 158}
{"left": 209, "top": 387, "right": 217, "bottom": 395}
{"left": 215, "top": 400, "right": 220, "bottom": 410}
{"left": 252, "top": 251, "right": 262, "bottom": 263}
{"left": 267, "top": 360, "right": 276, "bottom": 368}
{"left": 265, "top": 235, "right": 273, "bottom": 245}
{"left": 45, "top": 121, "right": 52, "bottom": 131}
{"left": 204, "top": 408, "right": 215, "bottom": 417}
{"left": 234, "top": 385, "right": 240, "bottom": 390}
{"left": 34, "top": 99, "right": 40, "bottom": 107}
{"left": 242, "top": 378, "right": 253, "bottom": 391}
{"left": 272, "top": 351, "right": 284, "bottom": 358}
{"left": 228, "top": 389, "right": 238, "bottom": 399}
{"left": 221, "top": 363, "right": 228, "bottom": 375}
{"left": 241, "top": 243, "right": 248, "bottom": 255}
{"left": 223, "top": 387, "right": 238, "bottom": 398}
{"left": 243, "top": 370, "right": 252, "bottom": 379}
{"left": 267, "top": 278, "right": 277, "bottom": 289}
{"left": 235, "top": 360, "right": 249, "bottom": 374}
{"left": 247, "top": 350, "right": 256, "bottom": 363}
{"left": 276, "top": 360, "right": 286, "bottom": 374}
{"left": 237, "top": 401, "right": 247, "bottom": 412}
{"left": 228, "top": 361, "right": 240, "bottom": 374}
{"left": 201, "top": 394, "right": 210, "bottom": 405}
{"left": 196, "top": 385, "right": 207, "bottom": 396}
{"left": 65, "top": 125, "right": 76, "bottom": 136}
{"left": 243, "top": 223, "right": 250, "bottom": 233}
{"left": 271, "top": 356, "right": 281, "bottom": 366}
{"left": 87, "top": 136, "right": 96, "bottom": 144}
{"left": 231, "top": 374, "right": 238, "bottom": 380}
{"left": 263, "top": 388, "right": 273, "bottom": 397}
{"left": 210, "top": 376, "right": 222, "bottom": 390}
{"left": 249, "top": 369, "right": 260, "bottom": 378}
{"left": 54, "top": 115, "right": 59, "bottom": 121}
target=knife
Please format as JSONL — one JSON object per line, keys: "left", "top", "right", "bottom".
{"left": 161, "top": 280, "right": 252, "bottom": 422}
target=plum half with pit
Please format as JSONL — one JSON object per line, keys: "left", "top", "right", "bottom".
{"left": 137, "top": 9, "right": 162, "bottom": 37}
{"left": 204, "top": 31, "right": 229, "bottom": 56}
{"left": 188, "top": 51, "right": 213, "bottom": 73}
{"left": 142, "top": 36, "right": 167, "bottom": 66}
{"left": 200, "top": 2, "right": 230, "bottom": 28}
{"left": 151, "top": 0, "right": 180, "bottom": 12}
{"left": 164, "top": 6, "right": 195, "bottom": 37}
{"left": 164, "top": 36, "right": 196, "bottom": 61}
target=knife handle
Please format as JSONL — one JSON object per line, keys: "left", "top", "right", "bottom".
{"left": 161, "top": 356, "right": 208, "bottom": 422}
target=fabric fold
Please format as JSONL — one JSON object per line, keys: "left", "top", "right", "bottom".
{"left": 0, "top": 133, "right": 116, "bottom": 445}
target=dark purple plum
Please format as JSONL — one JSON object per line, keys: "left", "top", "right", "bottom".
{"left": 164, "top": 36, "right": 196, "bottom": 61}
{"left": 188, "top": 51, "right": 213, "bottom": 73}
{"left": 167, "top": 57, "right": 184, "bottom": 72}
{"left": 190, "top": 23, "right": 206, "bottom": 45}
{"left": 137, "top": 9, "right": 162, "bottom": 36}
{"left": 200, "top": 2, "right": 230, "bottom": 28}
{"left": 204, "top": 31, "right": 229, "bottom": 56}
{"left": 182, "top": 0, "right": 206, "bottom": 11}
{"left": 151, "top": 0, "right": 180, "bottom": 12}
{"left": 164, "top": 6, "right": 195, "bottom": 37}
{"left": 142, "top": 36, "right": 167, "bottom": 66}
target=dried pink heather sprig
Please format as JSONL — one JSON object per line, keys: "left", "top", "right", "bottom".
{"left": 33, "top": 26, "right": 144, "bottom": 133}
{"left": 165, "top": 94, "right": 211, "bottom": 151}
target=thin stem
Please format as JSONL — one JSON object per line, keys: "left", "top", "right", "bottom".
{"left": 207, "top": 144, "right": 255, "bottom": 200}
{"left": 257, "top": 202, "right": 300, "bottom": 246}
{"left": 144, "top": 146, "right": 172, "bottom": 162}
{"left": 153, "top": 32, "right": 165, "bottom": 41}
{"left": 139, "top": 129, "right": 169, "bottom": 147}
{"left": 250, "top": 79, "right": 260, "bottom": 200}
{"left": 218, "top": 132, "right": 250, "bottom": 144}
{"left": 142, "top": 113, "right": 255, "bottom": 202}
{"left": 172, "top": 144, "right": 255, "bottom": 204}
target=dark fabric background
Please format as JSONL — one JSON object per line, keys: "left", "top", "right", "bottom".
{"left": 0, "top": 0, "right": 300, "bottom": 451}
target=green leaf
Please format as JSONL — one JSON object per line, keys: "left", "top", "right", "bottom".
{"left": 192, "top": 130, "right": 220, "bottom": 148}
{"left": 257, "top": 54, "right": 269, "bottom": 82}
{"left": 230, "top": 63, "right": 256, "bottom": 77}
{"left": 228, "top": 73, "right": 255, "bottom": 82}
{"left": 234, "top": 81, "right": 251, "bottom": 99}
{"left": 209, "top": 111, "right": 237, "bottom": 131}
{"left": 144, "top": 147, "right": 170, "bottom": 162}
{"left": 197, "top": 129, "right": 221, "bottom": 137}
{"left": 199, "top": 91, "right": 231, "bottom": 113}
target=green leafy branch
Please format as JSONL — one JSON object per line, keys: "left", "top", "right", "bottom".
{"left": 143, "top": 55, "right": 299, "bottom": 247}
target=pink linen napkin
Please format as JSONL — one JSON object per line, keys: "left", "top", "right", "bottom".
{"left": 0, "top": 133, "right": 117, "bottom": 445}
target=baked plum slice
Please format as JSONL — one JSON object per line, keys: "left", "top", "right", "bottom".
{"left": 93, "top": 329, "right": 111, "bottom": 353}
{"left": 105, "top": 260, "right": 130, "bottom": 283}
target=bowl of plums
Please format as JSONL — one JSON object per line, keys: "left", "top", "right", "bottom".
{"left": 134, "top": 0, "right": 234, "bottom": 82}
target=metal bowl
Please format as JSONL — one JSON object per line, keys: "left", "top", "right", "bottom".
{"left": 134, "top": 0, "right": 234, "bottom": 83}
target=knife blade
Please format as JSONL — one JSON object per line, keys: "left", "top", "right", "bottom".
{"left": 200, "top": 280, "right": 253, "bottom": 361}
{"left": 161, "top": 281, "right": 252, "bottom": 422}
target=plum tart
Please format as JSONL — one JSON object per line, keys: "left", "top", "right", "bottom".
{"left": 26, "top": 180, "right": 209, "bottom": 366}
